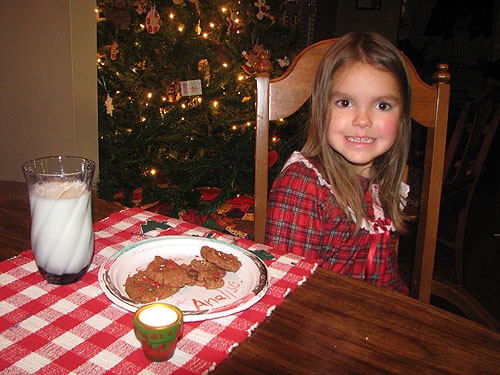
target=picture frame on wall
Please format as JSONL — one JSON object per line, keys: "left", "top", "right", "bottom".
{"left": 356, "top": 0, "right": 381, "bottom": 10}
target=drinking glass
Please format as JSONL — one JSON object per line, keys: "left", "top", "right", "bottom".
{"left": 22, "top": 156, "right": 95, "bottom": 284}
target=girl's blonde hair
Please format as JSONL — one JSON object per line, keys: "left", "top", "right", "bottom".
{"left": 301, "top": 31, "right": 412, "bottom": 233}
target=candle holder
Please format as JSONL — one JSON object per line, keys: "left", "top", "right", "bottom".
{"left": 133, "top": 303, "right": 183, "bottom": 362}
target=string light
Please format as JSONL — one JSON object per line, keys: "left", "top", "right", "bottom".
{"left": 100, "top": 4, "right": 263, "bottom": 148}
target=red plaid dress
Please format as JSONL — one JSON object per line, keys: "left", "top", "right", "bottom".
{"left": 265, "top": 152, "right": 409, "bottom": 294}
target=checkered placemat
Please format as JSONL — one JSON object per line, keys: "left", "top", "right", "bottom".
{"left": 0, "top": 208, "right": 318, "bottom": 374}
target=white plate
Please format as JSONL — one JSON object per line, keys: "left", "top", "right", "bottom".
{"left": 98, "top": 236, "right": 269, "bottom": 321}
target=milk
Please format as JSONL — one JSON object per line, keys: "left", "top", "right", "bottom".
{"left": 29, "top": 180, "right": 94, "bottom": 280}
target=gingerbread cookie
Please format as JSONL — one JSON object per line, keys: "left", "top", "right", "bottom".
{"left": 200, "top": 246, "right": 242, "bottom": 272}
{"left": 180, "top": 263, "right": 199, "bottom": 286}
{"left": 145, "top": 256, "right": 191, "bottom": 288}
{"left": 125, "top": 270, "right": 180, "bottom": 303}
{"left": 189, "top": 259, "right": 226, "bottom": 289}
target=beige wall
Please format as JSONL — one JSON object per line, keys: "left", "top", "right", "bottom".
{"left": 0, "top": 0, "right": 97, "bottom": 182}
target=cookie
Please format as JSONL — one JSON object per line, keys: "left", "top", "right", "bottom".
{"left": 145, "top": 256, "right": 191, "bottom": 288}
{"left": 180, "top": 263, "right": 199, "bottom": 286}
{"left": 200, "top": 246, "right": 242, "bottom": 272}
{"left": 189, "top": 259, "right": 226, "bottom": 289}
{"left": 124, "top": 270, "right": 180, "bottom": 303}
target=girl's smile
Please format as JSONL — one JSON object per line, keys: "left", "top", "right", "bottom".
{"left": 327, "top": 62, "right": 402, "bottom": 177}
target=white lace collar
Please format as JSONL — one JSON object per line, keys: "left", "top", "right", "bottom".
{"left": 283, "top": 151, "right": 409, "bottom": 234}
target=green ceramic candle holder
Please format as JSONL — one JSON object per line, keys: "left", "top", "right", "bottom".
{"left": 133, "top": 303, "right": 183, "bottom": 362}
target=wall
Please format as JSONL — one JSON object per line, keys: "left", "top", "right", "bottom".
{"left": 0, "top": 0, "right": 97, "bottom": 182}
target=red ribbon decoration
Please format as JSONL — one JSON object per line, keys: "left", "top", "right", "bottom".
{"left": 365, "top": 218, "right": 391, "bottom": 285}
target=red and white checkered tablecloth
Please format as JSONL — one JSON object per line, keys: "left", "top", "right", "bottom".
{"left": 0, "top": 208, "right": 318, "bottom": 374}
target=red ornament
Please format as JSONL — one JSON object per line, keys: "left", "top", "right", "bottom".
{"left": 268, "top": 150, "right": 278, "bottom": 168}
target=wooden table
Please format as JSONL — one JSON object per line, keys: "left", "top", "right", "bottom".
{"left": 1, "top": 180, "right": 499, "bottom": 375}
{"left": 0, "top": 180, "right": 125, "bottom": 261}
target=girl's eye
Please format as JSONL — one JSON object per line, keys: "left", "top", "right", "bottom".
{"left": 336, "top": 99, "right": 351, "bottom": 108}
{"left": 376, "top": 102, "right": 392, "bottom": 111}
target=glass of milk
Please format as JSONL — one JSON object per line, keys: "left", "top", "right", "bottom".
{"left": 22, "top": 156, "right": 95, "bottom": 285}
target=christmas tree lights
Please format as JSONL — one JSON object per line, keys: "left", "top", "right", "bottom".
{"left": 96, "top": 0, "right": 305, "bottom": 217}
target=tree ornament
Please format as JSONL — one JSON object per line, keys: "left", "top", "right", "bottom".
{"left": 242, "top": 45, "right": 266, "bottom": 74}
{"left": 268, "top": 150, "right": 278, "bottom": 168}
{"left": 146, "top": 5, "right": 162, "bottom": 34}
{"left": 198, "top": 59, "right": 210, "bottom": 85}
{"left": 105, "top": 94, "right": 114, "bottom": 116}
{"left": 133, "top": 0, "right": 146, "bottom": 14}
{"left": 277, "top": 56, "right": 290, "bottom": 68}
{"left": 254, "top": 0, "right": 271, "bottom": 20}
{"left": 195, "top": 20, "right": 202, "bottom": 35}
{"left": 110, "top": 41, "right": 119, "bottom": 60}
{"left": 226, "top": 11, "right": 241, "bottom": 34}
{"left": 168, "top": 83, "right": 177, "bottom": 103}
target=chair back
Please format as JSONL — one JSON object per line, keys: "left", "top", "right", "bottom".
{"left": 438, "top": 82, "right": 500, "bottom": 285}
{"left": 254, "top": 38, "right": 450, "bottom": 303}
{"left": 442, "top": 83, "right": 500, "bottom": 204}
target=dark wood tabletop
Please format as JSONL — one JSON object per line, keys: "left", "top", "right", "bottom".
{"left": 0, "top": 180, "right": 124, "bottom": 262}
{"left": 1, "top": 180, "right": 499, "bottom": 375}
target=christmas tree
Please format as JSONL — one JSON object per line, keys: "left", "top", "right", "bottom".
{"left": 96, "top": 0, "right": 305, "bottom": 219}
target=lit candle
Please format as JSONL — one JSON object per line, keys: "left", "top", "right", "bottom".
{"left": 138, "top": 304, "right": 178, "bottom": 327}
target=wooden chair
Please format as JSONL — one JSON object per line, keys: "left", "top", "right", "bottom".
{"left": 253, "top": 38, "right": 450, "bottom": 305}
{"left": 431, "top": 83, "right": 500, "bottom": 332}
{"left": 437, "top": 82, "right": 500, "bottom": 286}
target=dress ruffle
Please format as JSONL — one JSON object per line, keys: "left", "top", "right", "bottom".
{"left": 283, "top": 151, "right": 409, "bottom": 235}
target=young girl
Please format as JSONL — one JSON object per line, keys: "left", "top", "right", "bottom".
{"left": 265, "top": 31, "right": 411, "bottom": 294}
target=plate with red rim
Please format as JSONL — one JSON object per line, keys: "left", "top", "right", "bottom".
{"left": 98, "top": 236, "right": 269, "bottom": 321}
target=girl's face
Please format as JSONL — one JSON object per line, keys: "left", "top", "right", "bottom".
{"left": 327, "top": 62, "right": 402, "bottom": 177}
